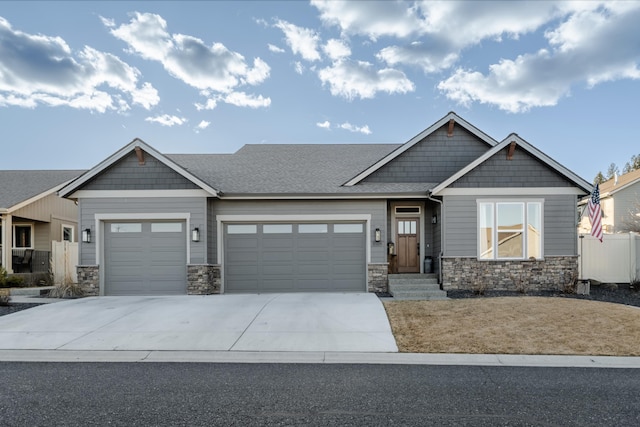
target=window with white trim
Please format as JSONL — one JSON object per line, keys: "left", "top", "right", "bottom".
{"left": 13, "top": 224, "right": 34, "bottom": 249}
{"left": 62, "top": 225, "right": 74, "bottom": 242}
{"left": 478, "top": 201, "right": 542, "bottom": 260}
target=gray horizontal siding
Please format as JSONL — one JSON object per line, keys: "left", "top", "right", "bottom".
{"left": 210, "top": 199, "right": 387, "bottom": 263}
{"left": 451, "top": 147, "right": 572, "bottom": 188}
{"left": 79, "top": 197, "right": 207, "bottom": 265}
{"left": 363, "top": 125, "right": 489, "bottom": 184}
{"left": 444, "top": 194, "right": 579, "bottom": 257}
{"left": 83, "top": 151, "right": 200, "bottom": 190}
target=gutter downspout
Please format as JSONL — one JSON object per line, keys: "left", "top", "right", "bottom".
{"left": 427, "top": 190, "right": 444, "bottom": 286}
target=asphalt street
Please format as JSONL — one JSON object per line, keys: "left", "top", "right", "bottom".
{"left": 2, "top": 363, "right": 639, "bottom": 426}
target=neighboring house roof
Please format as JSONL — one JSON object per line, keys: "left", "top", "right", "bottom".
{"left": 343, "top": 111, "right": 499, "bottom": 186}
{"left": 599, "top": 168, "right": 640, "bottom": 196}
{"left": 0, "top": 170, "right": 84, "bottom": 213}
{"left": 59, "top": 138, "right": 221, "bottom": 198}
{"left": 578, "top": 168, "right": 640, "bottom": 206}
{"left": 430, "top": 133, "right": 592, "bottom": 195}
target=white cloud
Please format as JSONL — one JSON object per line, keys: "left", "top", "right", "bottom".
{"left": 316, "top": 120, "right": 331, "bottom": 129}
{"left": 107, "top": 12, "right": 271, "bottom": 101}
{"left": 438, "top": 3, "right": 640, "bottom": 112}
{"left": 196, "top": 120, "right": 210, "bottom": 131}
{"left": 274, "top": 19, "right": 321, "bottom": 61}
{"left": 318, "top": 60, "right": 414, "bottom": 100}
{"left": 145, "top": 114, "right": 186, "bottom": 126}
{"left": 223, "top": 92, "right": 271, "bottom": 108}
{"left": 339, "top": 122, "right": 371, "bottom": 135}
{"left": 323, "top": 39, "right": 351, "bottom": 61}
{"left": 311, "top": 0, "right": 426, "bottom": 40}
{"left": 377, "top": 42, "right": 458, "bottom": 74}
{"left": 268, "top": 43, "right": 285, "bottom": 53}
{"left": 0, "top": 17, "right": 158, "bottom": 112}
{"left": 294, "top": 61, "right": 305, "bottom": 75}
{"left": 195, "top": 98, "right": 217, "bottom": 111}
{"left": 312, "top": 0, "right": 607, "bottom": 76}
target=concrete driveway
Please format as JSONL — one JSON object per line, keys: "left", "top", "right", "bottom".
{"left": 0, "top": 293, "right": 398, "bottom": 352}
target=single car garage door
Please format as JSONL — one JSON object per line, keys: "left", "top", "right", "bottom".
{"left": 224, "top": 222, "right": 366, "bottom": 293}
{"left": 104, "top": 221, "right": 187, "bottom": 295}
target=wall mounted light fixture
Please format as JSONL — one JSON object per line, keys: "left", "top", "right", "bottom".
{"left": 82, "top": 228, "right": 91, "bottom": 243}
{"left": 375, "top": 228, "right": 381, "bottom": 242}
{"left": 191, "top": 227, "right": 200, "bottom": 242}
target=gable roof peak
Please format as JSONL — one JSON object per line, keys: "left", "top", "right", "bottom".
{"left": 58, "top": 138, "right": 220, "bottom": 198}
{"left": 343, "top": 111, "right": 499, "bottom": 186}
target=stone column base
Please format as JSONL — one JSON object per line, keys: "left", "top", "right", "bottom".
{"left": 187, "top": 264, "right": 221, "bottom": 295}
{"left": 77, "top": 265, "right": 100, "bottom": 296}
{"left": 367, "top": 263, "right": 389, "bottom": 293}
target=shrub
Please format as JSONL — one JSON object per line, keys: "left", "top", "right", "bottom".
{"left": 0, "top": 267, "right": 7, "bottom": 287}
{"left": 0, "top": 288, "right": 10, "bottom": 305}
{"left": 48, "top": 282, "right": 85, "bottom": 299}
{"left": 5, "top": 275, "right": 25, "bottom": 288}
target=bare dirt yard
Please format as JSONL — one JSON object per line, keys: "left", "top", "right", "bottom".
{"left": 384, "top": 297, "right": 640, "bottom": 356}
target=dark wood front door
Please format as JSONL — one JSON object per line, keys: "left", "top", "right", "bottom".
{"left": 396, "top": 218, "right": 419, "bottom": 273}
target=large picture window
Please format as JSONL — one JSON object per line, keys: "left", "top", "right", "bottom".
{"left": 478, "top": 201, "right": 542, "bottom": 260}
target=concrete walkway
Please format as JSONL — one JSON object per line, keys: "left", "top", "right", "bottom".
{"left": 0, "top": 293, "right": 398, "bottom": 352}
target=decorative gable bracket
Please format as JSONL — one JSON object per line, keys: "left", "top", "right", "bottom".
{"left": 135, "top": 146, "right": 146, "bottom": 165}
{"left": 507, "top": 141, "right": 516, "bottom": 160}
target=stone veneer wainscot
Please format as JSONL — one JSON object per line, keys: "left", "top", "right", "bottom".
{"left": 441, "top": 256, "right": 578, "bottom": 292}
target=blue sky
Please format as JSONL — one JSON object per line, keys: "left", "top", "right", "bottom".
{"left": 1, "top": 1, "right": 639, "bottom": 183}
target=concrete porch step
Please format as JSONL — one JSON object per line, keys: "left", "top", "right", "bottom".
{"left": 387, "top": 274, "right": 448, "bottom": 301}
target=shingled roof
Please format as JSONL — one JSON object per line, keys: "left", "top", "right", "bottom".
{"left": 0, "top": 170, "right": 84, "bottom": 211}
{"left": 167, "top": 144, "right": 435, "bottom": 196}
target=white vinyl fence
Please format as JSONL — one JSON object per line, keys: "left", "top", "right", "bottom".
{"left": 578, "top": 233, "right": 640, "bottom": 283}
{"left": 51, "top": 241, "right": 78, "bottom": 284}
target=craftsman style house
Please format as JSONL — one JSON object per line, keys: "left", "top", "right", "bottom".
{"left": 59, "top": 112, "right": 592, "bottom": 296}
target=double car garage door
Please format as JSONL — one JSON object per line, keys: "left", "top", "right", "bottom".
{"left": 224, "top": 222, "right": 366, "bottom": 293}
{"left": 104, "top": 220, "right": 366, "bottom": 295}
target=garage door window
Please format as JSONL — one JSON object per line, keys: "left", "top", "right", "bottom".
{"left": 263, "top": 224, "right": 293, "bottom": 234}
{"left": 298, "top": 224, "right": 328, "bottom": 233}
{"left": 151, "top": 223, "right": 183, "bottom": 232}
{"left": 334, "top": 224, "right": 363, "bottom": 233}
{"left": 110, "top": 223, "right": 142, "bottom": 233}
{"left": 227, "top": 224, "right": 257, "bottom": 234}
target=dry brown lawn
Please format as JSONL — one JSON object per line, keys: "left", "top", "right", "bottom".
{"left": 384, "top": 297, "right": 640, "bottom": 356}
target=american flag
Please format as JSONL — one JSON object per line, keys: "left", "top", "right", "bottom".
{"left": 588, "top": 184, "right": 603, "bottom": 242}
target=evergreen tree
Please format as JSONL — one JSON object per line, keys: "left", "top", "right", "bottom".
{"left": 593, "top": 171, "right": 606, "bottom": 185}
{"left": 623, "top": 154, "right": 640, "bottom": 174}
{"left": 606, "top": 163, "right": 619, "bottom": 180}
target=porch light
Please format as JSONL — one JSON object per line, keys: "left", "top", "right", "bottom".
{"left": 82, "top": 228, "right": 91, "bottom": 243}
{"left": 432, "top": 214, "right": 438, "bottom": 224}
{"left": 192, "top": 227, "right": 200, "bottom": 242}
{"left": 375, "top": 228, "right": 381, "bottom": 242}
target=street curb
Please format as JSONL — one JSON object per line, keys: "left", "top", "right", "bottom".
{"left": 1, "top": 350, "right": 640, "bottom": 368}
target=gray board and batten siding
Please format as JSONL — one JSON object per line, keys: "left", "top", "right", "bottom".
{"left": 444, "top": 194, "right": 579, "bottom": 257}
{"left": 362, "top": 125, "right": 491, "bottom": 184}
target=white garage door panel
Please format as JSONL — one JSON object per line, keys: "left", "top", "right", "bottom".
{"left": 104, "top": 221, "right": 186, "bottom": 296}
{"left": 224, "top": 222, "right": 366, "bottom": 293}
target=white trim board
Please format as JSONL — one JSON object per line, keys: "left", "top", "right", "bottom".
{"left": 436, "top": 187, "right": 585, "bottom": 196}
{"left": 72, "top": 190, "right": 211, "bottom": 198}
